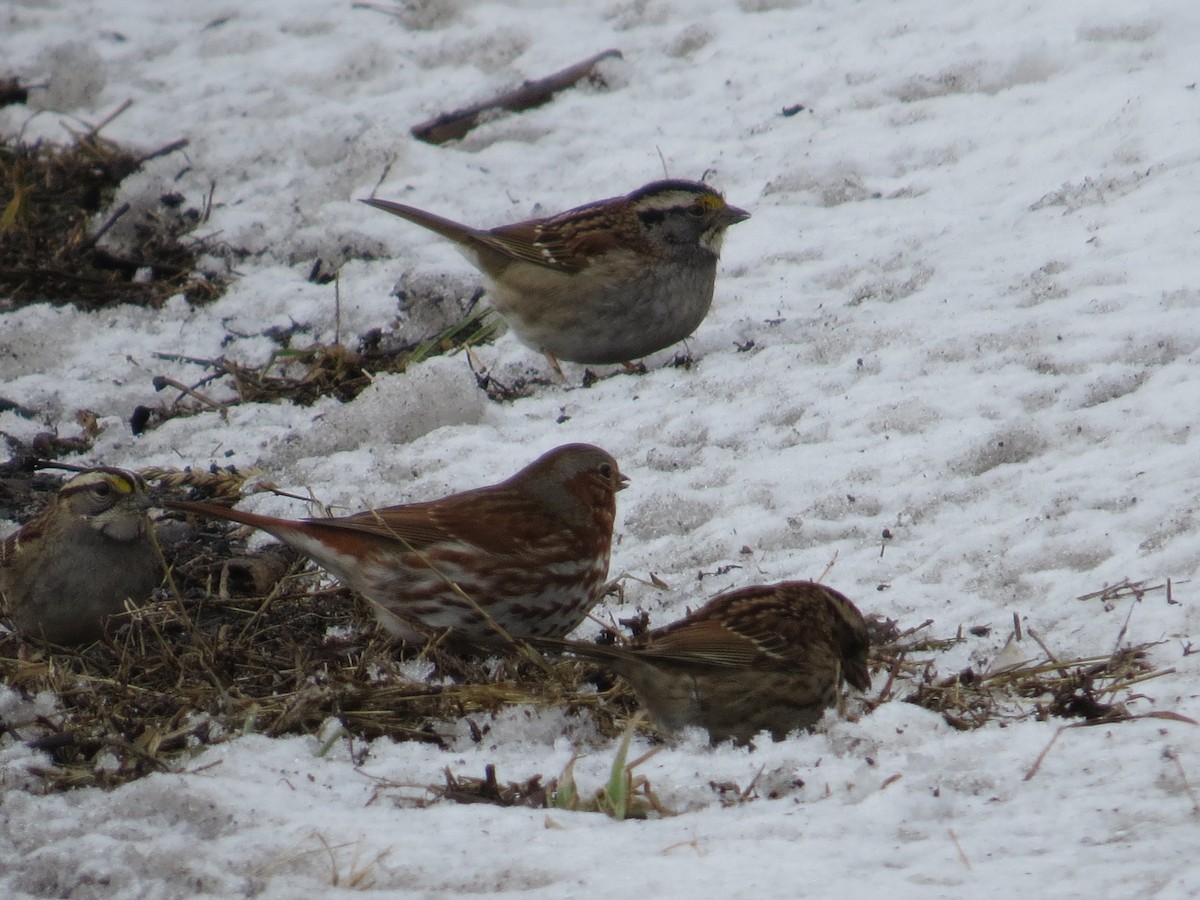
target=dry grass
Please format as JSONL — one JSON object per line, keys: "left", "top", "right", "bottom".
{"left": 130, "top": 307, "right": 501, "bottom": 435}
{"left": 0, "top": 464, "right": 637, "bottom": 791}
{"left": 0, "top": 558, "right": 637, "bottom": 791}
{"left": 0, "top": 472, "right": 1185, "bottom": 802}
{"left": 0, "top": 124, "right": 223, "bottom": 311}
{"left": 869, "top": 612, "right": 1184, "bottom": 731}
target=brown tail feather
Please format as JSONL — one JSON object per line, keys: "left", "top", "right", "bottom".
{"left": 164, "top": 498, "right": 290, "bottom": 531}
{"left": 359, "top": 198, "right": 483, "bottom": 247}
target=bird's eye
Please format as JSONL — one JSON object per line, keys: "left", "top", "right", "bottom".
{"left": 687, "top": 203, "right": 706, "bottom": 218}
{"left": 93, "top": 481, "right": 113, "bottom": 497}
{"left": 599, "top": 463, "right": 613, "bottom": 479}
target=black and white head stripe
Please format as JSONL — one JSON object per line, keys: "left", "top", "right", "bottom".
{"left": 58, "top": 468, "right": 145, "bottom": 501}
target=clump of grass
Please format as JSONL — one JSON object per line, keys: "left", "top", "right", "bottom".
{"left": 0, "top": 120, "right": 222, "bottom": 311}
{"left": 132, "top": 307, "right": 500, "bottom": 434}
{"left": 424, "top": 717, "right": 669, "bottom": 820}
{"left": 0, "top": 464, "right": 638, "bottom": 791}
{"left": 549, "top": 717, "right": 669, "bottom": 820}
{"left": 869, "top": 604, "right": 1185, "bottom": 731}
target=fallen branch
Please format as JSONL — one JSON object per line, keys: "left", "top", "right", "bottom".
{"left": 411, "top": 49, "right": 622, "bottom": 145}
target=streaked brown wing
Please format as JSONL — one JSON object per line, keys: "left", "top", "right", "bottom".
{"left": 640, "top": 588, "right": 805, "bottom": 667}
{"left": 639, "top": 615, "right": 765, "bottom": 668}
{"left": 481, "top": 222, "right": 589, "bottom": 273}
{"left": 321, "top": 487, "right": 565, "bottom": 556}
{"left": 485, "top": 196, "right": 637, "bottom": 275}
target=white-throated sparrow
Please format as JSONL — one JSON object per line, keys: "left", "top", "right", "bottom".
{"left": 0, "top": 468, "right": 160, "bottom": 645}
{"left": 362, "top": 179, "right": 749, "bottom": 368}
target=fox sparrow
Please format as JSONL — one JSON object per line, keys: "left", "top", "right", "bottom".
{"left": 167, "top": 444, "right": 627, "bottom": 645}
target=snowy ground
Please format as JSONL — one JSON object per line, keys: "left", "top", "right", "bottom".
{"left": 3, "top": 0, "right": 1200, "bottom": 896}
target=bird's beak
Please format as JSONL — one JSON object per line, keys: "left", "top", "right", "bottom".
{"left": 722, "top": 203, "right": 750, "bottom": 225}
{"left": 617, "top": 473, "right": 631, "bottom": 492}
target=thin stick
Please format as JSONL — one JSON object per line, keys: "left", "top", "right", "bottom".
{"left": 872, "top": 649, "right": 907, "bottom": 703}
{"left": 1023, "top": 725, "right": 1067, "bottom": 780}
{"left": 151, "top": 351, "right": 220, "bottom": 366}
{"left": 78, "top": 202, "right": 129, "bottom": 251}
{"left": 201, "top": 179, "right": 216, "bottom": 222}
{"left": 86, "top": 99, "right": 133, "bottom": 137}
{"left": 1026, "top": 627, "right": 1070, "bottom": 679}
{"left": 581, "top": 611, "right": 627, "bottom": 642}
{"left": 815, "top": 549, "right": 839, "bottom": 583}
{"left": 411, "top": 49, "right": 622, "bottom": 145}
{"left": 1164, "top": 748, "right": 1200, "bottom": 821}
{"left": 1110, "top": 595, "right": 1138, "bottom": 656}
{"left": 948, "top": 829, "right": 972, "bottom": 870}
{"left": 151, "top": 374, "right": 229, "bottom": 418}
{"left": 135, "top": 137, "right": 189, "bottom": 166}
{"left": 740, "top": 765, "right": 766, "bottom": 801}
{"left": 334, "top": 272, "right": 342, "bottom": 347}
{"left": 367, "top": 156, "right": 395, "bottom": 200}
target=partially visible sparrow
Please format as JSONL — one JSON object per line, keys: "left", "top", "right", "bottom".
{"left": 0, "top": 468, "right": 160, "bottom": 645}
{"left": 362, "top": 180, "right": 749, "bottom": 370}
{"left": 536, "top": 581, "right": 872, "bottom": 744}
{"left": 166, "top": 444, "right": 628, "bottom": 645}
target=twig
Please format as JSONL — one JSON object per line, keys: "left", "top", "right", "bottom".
{"left": 77, "top": 202, "right": 130, "bottom": 251}
{"left": 581, "top": 611, "right": 628, "bottom": 642}
{"left": 655, "top": 146, "right": 670, "bottom": 179}
{"left": 1111, "top": 595, "right": 1138, "bottom": 656}
{"left": 1076, "top": 578, "right": 1170, "bottom": 604}
{"left": 815, "top": 549, "right": 839, "bottom": 583}
{"left": 368, "top": 156, "right": 395, "bottom": 200}
{"left": 1112, "top": 666, "right": 1176, "bottom": 690}
{"left": 87, "top": 99, "right": 133, "bottom": 137}
{"left": 334, "top": 271, "right": 342, "bottom": 346}
{"left": 1023, "top": 724, "right": 1067, "bottom": 780}
{"left": 201, "top": 180, "right": 216, "bottom": 222}
{"left": 872, "top": 649, "right": 907, "bottom": 704}
{"left": 411, "top": 49, "right": 622, "bottom": 145}
{"left": 1163, "top": 747, "right": 1200, "bottom": 821}
{"left": 151, "top": 351, "right": 220, "bottom": 367}
{"left": 948, "top": 829, "right": 972, "bottom": 870}
{"left": 151, "top": 374, "right": 230, "bottom": 418}
{"left": 1026, "top": 627, "right": 1070, "bottom": 679}
{"left": 136, "top": 137, "right": 190, "bottom": 166}
{"left": 899, "top": 618, "right": 936, "bottom": 638}
{"left": 739, "top": 765, "right": 766, "bottom": 801}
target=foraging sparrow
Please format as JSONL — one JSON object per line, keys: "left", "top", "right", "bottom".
{"left": 166, "top": 444, "right": 627, "bottom": 645}
{"left": 0, "top": 468, "right": 160, "bottom": 645}
{"left": 536, "top": 581, "right": 872, "bottom": 744}
{"left": 362, "top": 180, "right": 749, "bottom": 368}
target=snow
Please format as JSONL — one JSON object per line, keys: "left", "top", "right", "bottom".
{"left": 3, "top": 0, "right": 1200, "bottom": 896}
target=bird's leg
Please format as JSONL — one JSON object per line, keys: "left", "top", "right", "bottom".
{"left": 543, "top": 351, "right": 567, "bottom": 383}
